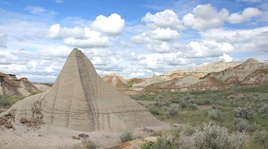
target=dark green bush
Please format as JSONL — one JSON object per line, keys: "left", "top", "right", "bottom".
{"left": 234, "top": 118, "right": 249, "bottom": 132}
{"left": 0, "top": 95, "right": 10, "bottom": 107}
{"left": 234, "top": 106, "right": 255, "bottom": 120}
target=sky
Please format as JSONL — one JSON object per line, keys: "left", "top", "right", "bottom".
{"left": 0, "top": 0, "right": 268, "bottom": 82}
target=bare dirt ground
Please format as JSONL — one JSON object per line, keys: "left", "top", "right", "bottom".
{"left": 0, "top": 122, "right": 174, "bottom": 149}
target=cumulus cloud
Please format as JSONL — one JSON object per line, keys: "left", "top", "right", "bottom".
{"left": 0, "top": 51, "right": 18, "bottom": 64}
{"left": 64, "top": 37, "right": 111, "bottom": 48}
{"left": 147, "top": 28, "right": 181, "bottom": 41}
{"left": 43, "top": 45, "right": 72, "bottom": 58}
{"left": 142, "top": 9, "right": 183, "bottom": 29}
{"left": 182, "top": 4, "right": 229, "bottom": 30}
{"left": 91, "top": 13, "right": 125, "bottom": 36}
{"left": 219, "top": 53, "right": 233, "bottom": 62}
{"left": 200, "top": 27, "right": 268, "bottom": 52}
{"left": 227, "top": 7, "right": 262, "bottom": 24}
{"left": 182, "top": 40, "right": 234, "bottom": 58}
{"left": 46, "top": 24, "right": 85, "bottom": 39}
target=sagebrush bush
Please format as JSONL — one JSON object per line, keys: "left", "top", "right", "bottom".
{"left": 179, "top": 100, "right": 187, "bottom": 109}
{"left": 254, "top": 130, "right": 268, "bottom": 149}
{"left": 234, "top": 106, "right": 255, "bottom": 120}
{"left": 193, "top": 122, "right": 229, "bottom": 149}
{"left": 228, "top": 132, "right": 246, "bottom": 149}
{"left": 197, "top": 98, "right": 211, "bottom": 105}
{"left": 188, "top": 103, "right": 198, "bottom": 110}
{"left": 165, "top": 107, "right": 179, "bottom": 118}
{"left": 259, "top": 104, "right": 268, "bottom": 113}
{"left": 0, "top": 95, "right": 10, "bottom": 107}
{"left": 234, "top": 118, "right": 249, "bottom": 132}
{"left": 182, "top": 125, "right": 196, "bottom": 137}
{"left": 205, "top": 109, "right": 225, "bottom": 122}
{"left": 120, "top": 130, "right": 135, "bottom": 142}
{"left": 148, "top": 105, "right": 160, "bottom": 115}
{"left": 193, "top": 122, "right": 246, "bottom": 149}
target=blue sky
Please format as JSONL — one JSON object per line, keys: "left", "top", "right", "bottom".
{"left": 0, "top": 0, "right": 268, "bottom": 82}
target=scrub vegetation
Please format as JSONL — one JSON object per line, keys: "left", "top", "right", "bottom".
{"left": 131, "top": 85, "right": 268, "bottom": 149}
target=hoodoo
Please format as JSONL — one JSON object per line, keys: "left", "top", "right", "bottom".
{"left": 1, "top": 48, "right": 161, "bottom": 132}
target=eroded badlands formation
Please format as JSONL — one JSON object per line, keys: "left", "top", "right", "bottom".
{"left": 0, "top": 48, "right": 161, "bottom": 132}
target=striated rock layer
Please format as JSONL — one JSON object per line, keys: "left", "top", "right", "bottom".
{"left": 1, "top": 48, "right": 161, "bottom": 132}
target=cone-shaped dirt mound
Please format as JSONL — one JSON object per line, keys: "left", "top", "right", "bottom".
{"left": 1, "top": 48, "right": 161, "bottom": 132}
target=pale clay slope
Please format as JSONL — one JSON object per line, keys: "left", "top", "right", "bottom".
{"left": 1, "top": 48, "right": 161, "bottom": 132}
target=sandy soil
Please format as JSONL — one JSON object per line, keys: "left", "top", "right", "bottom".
{"left": 0, "top": 122, "right": 174, "bottom": 149}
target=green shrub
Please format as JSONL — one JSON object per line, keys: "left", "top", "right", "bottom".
{"left": 259, "top": 104, "right": 268, "bottom": 119}
{"left": 0, "top": 95, "right": 10, "bottom": 107}
{"left": 188, "top": 103, "right": 198, "bottom": 110}
{"left": 193, "top": 122, "right": 229, "bottom": 149}
{"left": 120, "top": 130, "right": 135, "bottom": 142}
{"left": 179, "top": 100, "right": 187, "bottom": 109}
{"left": 205, "top": 109, "right": 225, "bottom": 122}
{"left": 197, "top": 98, "right": 211, "bottom": 105}
{"left": 193, "top": 122, "right": 246, "bottom": 149}
{"left": 148, "top": 105, "right": 160, "bottom": 115}
{"left": 141, "top": 137, "right": 177, "bottom": 149}
{"left": 234, "top": 118, "right": 249, "bottom": 132}
{"left": 183, "top": 125, "right": 196, "bottom": 137}
{"left": 254, "top": 130, "right": 268, "bottom": 149}
{"left": 164, "top": 100, "right": 172, "bottom": 106}
{"left": 228, "top": 132, "right": 246, "bottom": 149}
{"left": 165, "top": 107, "right": 179, "bottom": 118}
{"left": 234, "top": 106, "right": 255, "bottom": 120}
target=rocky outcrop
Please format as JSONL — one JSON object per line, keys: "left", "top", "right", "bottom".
{"left": 0, "top": 73, "right": 41, "bottom": 96}
{"left": 0, "top": 48, "right": 161, "bottom": 132}
{"left": 145, "top": 76, "right": 227, "bottom": 92}
{"left": 102, "top": 74, "right": 129, "bottom": 89}
{"left": 165, "top": 61, "right": 241, "bottom": 79}
{"left": 204, "top": 58, "right": 268, "bottom": 85}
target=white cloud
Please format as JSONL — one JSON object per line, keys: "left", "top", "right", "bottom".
{"left": 200, "top": 27, "right": 268, "bottom": 52}
{"left": 0, "top": 50, "right": 18, "bottom": 64}
{"left": 46, "top": 24, "right": 84, "bottom": 39}
{"left": 142, "top": 9, "right": 183, "bottom": 29}
{"left": 43, "top": 45, "right": 72, "bottom": 57}
{"left": 184, "top": 40, "right": 234, "bottom": 58}
{"left": 228, "top": 7, "right": 261, "bottom": 24}
{"left": 146, "top": 41, "right": 173, "bottom": 53}
{"left": 219, "top": 53, "right": 233, "bottom": 62}
{"left": 182, "top": 4, "right": 229, "bottom": 30}
{"left": 91, "top": 13, "right": 125, "bottom": 36}
{"left": 147, "top": 28, "right": 181, "bottom": 41}
{"left": 24, "top": 6, "right": 58, "bottom": 16}
{"left": 64, "top": 36, "right": 111, "bottom": 48}
{"left": 131, "top": 33, "right": 150, "bottom": 44}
